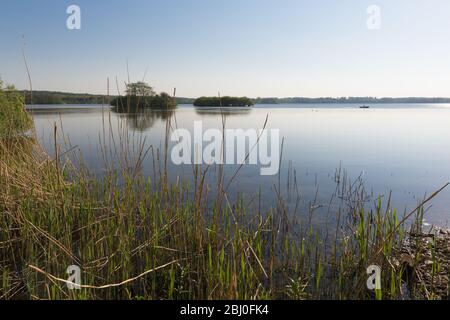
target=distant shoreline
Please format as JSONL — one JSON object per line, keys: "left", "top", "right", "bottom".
{"left": 20, "top": 90, "right": 450, "bottom": 105}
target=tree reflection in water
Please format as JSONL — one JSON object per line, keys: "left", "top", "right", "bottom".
{"left": 194, "top": 106, "right": 253, "bottom": 118}
{"left": 111, "top": 106, "right": 175, "bottom": 131}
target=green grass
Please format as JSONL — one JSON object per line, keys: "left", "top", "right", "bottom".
{"left": 0, "top": 81, "right": 33, "bottom": 136}
{"left": 0, "top": 85, "right": 447, "bottom": 300}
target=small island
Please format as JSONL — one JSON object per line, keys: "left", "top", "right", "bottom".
{"left": 193, "top": 96, "right": 254, "bottom": 107}
{"left": 110, "top": 82, "right": 177, "bottom": 111}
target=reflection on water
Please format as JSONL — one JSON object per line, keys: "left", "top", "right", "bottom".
{"left": 111, "top": 107, "right": 175, "bottom": 131}
{"left": 195, "top": 106, "right": 253, "bottom": 117}
{"left": 30, "top": 104, "right": 450, "bottom": 226}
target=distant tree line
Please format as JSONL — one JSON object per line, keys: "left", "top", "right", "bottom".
{"left": 19, "top": 89, "right": 450, "bottom": 106}
{"left": 21, "top": 86, "right": 187, "bottom": 107}
{"left": 22, "top": 91, "right": 107, "bottom": 105}
{"left": 176, "top": 97, "right": 195, "bottom": 104}
{"left": 194, "top": 96, "right": 254, "bottom": 107}
{"left": 253, "top": 97, "right": 450, "bottom": 104}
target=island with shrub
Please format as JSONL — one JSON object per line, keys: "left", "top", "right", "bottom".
{"left": 193, "top": 96, "right": 254, "bottom": 107}
{"left": 110, "top": 82, "right": 177, "bottom": 111}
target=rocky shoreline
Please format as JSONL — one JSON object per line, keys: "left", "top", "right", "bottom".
{"left": 396, "top": 227, "right": 450, "bottom": 299}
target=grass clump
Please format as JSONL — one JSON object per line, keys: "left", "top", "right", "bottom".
{"left": 0, "top": 81, "right": 33, "bottom": 136}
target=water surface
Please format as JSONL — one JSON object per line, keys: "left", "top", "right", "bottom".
{"left": 29, "top": 103, "right": 450, "bottom": 226}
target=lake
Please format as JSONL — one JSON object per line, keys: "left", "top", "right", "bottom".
{"left": 29, "top": 103, "right": 450, "bottom": 227}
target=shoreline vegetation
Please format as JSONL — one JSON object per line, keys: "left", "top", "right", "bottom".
{"left": 1, "top": 82, "right": 450, "bottom": 300}
{"left": 0, "top": 81, "right": 33, "bottom": 136}
{"left": 20, "top": 89, "right": 450, "bottom": 106}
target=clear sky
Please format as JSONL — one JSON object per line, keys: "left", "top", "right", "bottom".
{"left": 1, "top": 0, "right": 450, "bottom": 98}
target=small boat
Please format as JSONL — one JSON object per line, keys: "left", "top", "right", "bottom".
{"left": 359, "top": 105, "right": 370, "bottom": 109}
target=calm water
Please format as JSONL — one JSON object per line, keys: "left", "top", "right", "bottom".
{"left": 29, "top": 103, "right": 450, "bottom": 226}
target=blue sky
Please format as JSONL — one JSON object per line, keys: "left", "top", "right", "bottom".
{"left": 1, "top": 0, "right": 450, "bottom": 97}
